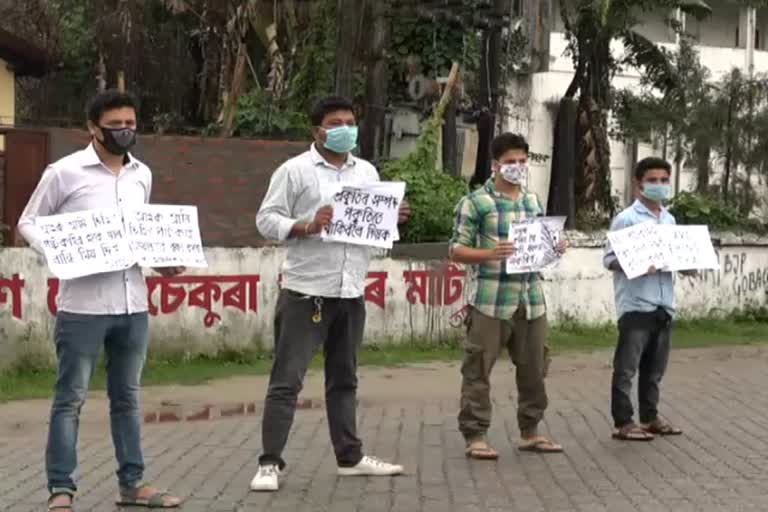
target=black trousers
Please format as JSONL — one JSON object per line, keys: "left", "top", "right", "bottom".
{"left": 258, "top": 289, "right": 365, "bottom": 469}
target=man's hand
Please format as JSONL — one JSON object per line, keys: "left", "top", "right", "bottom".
{"left": 398, "top": 199, "right": 412, "bottom": 224}
{"left": 491, "top": 241, "right": 516, "bottom": 261}
{"left": 608, "top": 260, "right": 623, "bottom": 273}
{"left": 307, "top": 205, "right": 334, "bottom": 235}
{"left": 556, "top": 239, "right": 569, "bottom": 255}
{"left": 155, "top": 266, "right": 185, "bottom": 277}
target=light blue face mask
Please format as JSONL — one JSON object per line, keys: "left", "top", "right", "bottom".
{"left": 323, "top": 125, "right": 358, "bottom": 154}
{"left": 641, "top": 183, "right": 672, "bottom": 202}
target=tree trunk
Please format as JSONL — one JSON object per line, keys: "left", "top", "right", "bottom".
{"left": 220, "top": 41, "right": 248, "bottom": 137}
{"left": 547, "top": 98, "right": 578, "bottom": 227}
{"left": 248, "top": 0, "right": 285, "bottom": 99}
{"left": 693, "top": 136, "right": 710, "bottom": 193}
{"left": 360, "top": 0, "right": 389, "bottom": 161}
{"left": 673, "top": 135, "right": 683, "bottom": 194}
{"left": 575, "top": 37, "right": 613, "bottom": 217}
{"left": 723, "top": 92, "right": 735, "bottom": 203}
{"left": 334, "top": 0, "right": 365, "bottom": 99}
{"left": 470, "top": 0, "right": 508, "bottom": 188}
{"left": 442, "top": 94, "right": 459, "bottom": 176}
{"left": 524, "top": 0, "right": 552, "bottom": 73}
{"left": 198, "top": 0, "right": 228, "bottom": 123}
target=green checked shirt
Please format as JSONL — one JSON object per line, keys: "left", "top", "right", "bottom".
{"left": 450, "top": 179, "right": 547, "bottom": 320}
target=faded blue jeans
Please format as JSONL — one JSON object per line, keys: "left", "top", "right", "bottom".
{"left": 47, "top": 312, "right": 149, "bottom": 494}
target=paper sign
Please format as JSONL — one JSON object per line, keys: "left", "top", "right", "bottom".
{"left": 36, "top": 208, "right": 134, "bottom": 280}
{"left": 321, "top": 181, "right": 406, "bottom": 249}
{"left": 607, "top": 223, "right": 718, "bottom": 279}
{"left": 123, "top": 204, "right": 207, "bottom": 268}
{"left": 660, "top": 225, "right": 719, "bottom": 272}
{"left": 36, "top": 204, "right": 208, "bottom": 280}
{"left": 506, "top": 216, "right": 566, "bottom": 274}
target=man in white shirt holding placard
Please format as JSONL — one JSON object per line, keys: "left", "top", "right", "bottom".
{"left": 252, "top": 96, "right": 410, "bottom": 492}
{"left": 18, "top": 90, "right": 182, "bottom": 511}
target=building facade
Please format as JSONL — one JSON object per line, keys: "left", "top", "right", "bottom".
{"left": 510, "top": 1, "right": 768, "bottom": 214}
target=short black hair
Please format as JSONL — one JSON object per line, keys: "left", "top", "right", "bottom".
{"left": 491, "top": 132, "right": 529, "bottom": 160}
{"left": 310, "top": 96, "right": 355, "bottom": 126}
{"left": 634, "top": 157, "right": 672, "bottom": 181}
{"left": 87, "top": 89, "right": 139, "bottom": 125}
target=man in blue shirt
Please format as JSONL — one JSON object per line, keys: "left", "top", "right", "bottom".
{"left": 604, "top": 157, "right": 693, "bottom": 441}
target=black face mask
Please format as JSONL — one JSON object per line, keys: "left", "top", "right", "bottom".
{"left": 97, "top": 126, "right": 136, "bottom": 155}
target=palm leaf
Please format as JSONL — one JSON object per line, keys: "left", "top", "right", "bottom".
{"left": 676, "top": 0, "right": 712, "bottom": 20}
{"left": 596, "top": 0, "right": 612, "bottom": 27}
{"left": 621, "top": 29, "right": 677, "bottom": 93}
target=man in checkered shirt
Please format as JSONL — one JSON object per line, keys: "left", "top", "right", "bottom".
{"left": 449, "top": 133, "right": 567, "bottom": 459}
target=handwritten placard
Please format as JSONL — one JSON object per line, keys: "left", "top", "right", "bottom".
{"left": 661, "top": 225, "right": 719, "bottom": 272}
{"left": 321, "top": 181, "right": 406, "bottom": 249}
{"left": 36, "top": 204, "right": 207, "bottom": 280}
{"left": 123, "top": 204, "right": 207, "bottom": 268}
{"left": 607, "top": 223, "right": 718, "bottom": 279}
{"left": 606, "top": 222, "right": 669, "bottom": 279}
{"left": 506, "top": 216, "right": 566, "bottom": 274}
{"left": 36, "top": 208, "right": 134, "bottom": 280}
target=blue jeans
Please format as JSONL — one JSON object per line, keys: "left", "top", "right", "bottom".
{"left": 47, "top": 312, "right": 149, "bottom": 494}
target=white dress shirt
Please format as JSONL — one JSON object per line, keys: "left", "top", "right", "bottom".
{"left": 256, "top": 144, "right": 379, "bottom": 298}
{"left": 18, "top": 143, "right": 152, "bottom": 315}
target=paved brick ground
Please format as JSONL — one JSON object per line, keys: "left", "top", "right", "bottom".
{"left": 4, "top": 348, "right": 768, "bottom": 511}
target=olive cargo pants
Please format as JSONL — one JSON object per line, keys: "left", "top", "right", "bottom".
{"left": 458, "top": 306, "right": 549, "bottom": 440}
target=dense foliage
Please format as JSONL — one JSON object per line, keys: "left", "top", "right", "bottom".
{"left": 381, "top": 96, "right": 468, "bottom": 243}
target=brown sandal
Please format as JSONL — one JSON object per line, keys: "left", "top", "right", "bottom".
{"left": 47, "top": 492, "right": 74, "bottom": 511}
{"left": 465, "top": 440, "right": 499, "bottom": 460}
{"left": 518, "top": 436, "right": 563, "bottom": 453}
{"left": 612, "top": 423, "right": 655, "bottom": 441}
{"left": 116, "top": 483, "right": 182, "bottom": 508}
{"left": 642, "top": 419, "right": 682, "bottom": 436}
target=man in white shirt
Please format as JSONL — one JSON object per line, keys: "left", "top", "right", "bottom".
{"left": 18, "top": 90, "right": 182, "bottom": 511}
{"left": 251, "top": 96, "right": 410, "bottom": 492}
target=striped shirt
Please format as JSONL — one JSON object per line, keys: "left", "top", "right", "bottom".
{"left": 450, "top": 179, "right": 546, "bottom": 320}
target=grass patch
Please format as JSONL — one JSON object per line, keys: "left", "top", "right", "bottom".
{"left": 0, "top": 343, "right": 462, "bottom": 402}
{"left": 2, "top": 315, "right": 767, "bottom": 402}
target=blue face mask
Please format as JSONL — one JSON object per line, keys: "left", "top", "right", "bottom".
{"left": 323, "top": 126, "right": 358, "bottom": 154}
{"left": 641, "top": 183, "right": 672, "bottom": 202}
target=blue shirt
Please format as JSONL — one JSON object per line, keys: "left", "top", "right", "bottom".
{"left": 603, "top": 200, "right": 676, "bottom": 320}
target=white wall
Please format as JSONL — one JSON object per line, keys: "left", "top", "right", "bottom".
{"left": 2, "top": 239, "right": 767, "bottom": 370}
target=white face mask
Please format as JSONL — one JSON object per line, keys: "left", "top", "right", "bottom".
{"left": 499, "top": 163, "right": 528, "bottom": 185}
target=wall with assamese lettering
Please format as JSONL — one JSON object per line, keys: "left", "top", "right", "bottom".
{"left": 1, "top": 233, "right": 768, "bottom": 371}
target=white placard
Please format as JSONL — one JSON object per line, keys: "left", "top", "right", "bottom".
{"left": 506, "top": 216, "right": 566, "bottom": 274}
{"left": 123, "top": 204, "right": 207, "bottom": 268}
{"left": 607, "top": 223, "right": 718, "bottom": 279}
{"left": 321, "top": 181, "right": 406, "bottom": 249}
{"left": 36, "top": 208, "right": 134, "bottom": 280}
{"left": 660, "top": 225, "right": 720, "bottom": 272}
{"left": 36, "top": 204, "right": 207, "bottom": 279}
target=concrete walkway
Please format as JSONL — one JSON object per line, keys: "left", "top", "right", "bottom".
{"left": 3, "top": 346, "right": 768, "bottom": 511}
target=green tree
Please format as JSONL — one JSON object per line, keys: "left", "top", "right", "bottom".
{"left": 612, "top": 39, "right": 715, "bottom": 193}
{"left": 554, "top": 0, "right": 712, "bottom": 222}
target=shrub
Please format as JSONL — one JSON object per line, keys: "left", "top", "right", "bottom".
{"left": 381, "top": 99, "right": 468, "bottom": 243}
{"left": 669, "top": 192, "right": 766, "bottom": 233}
